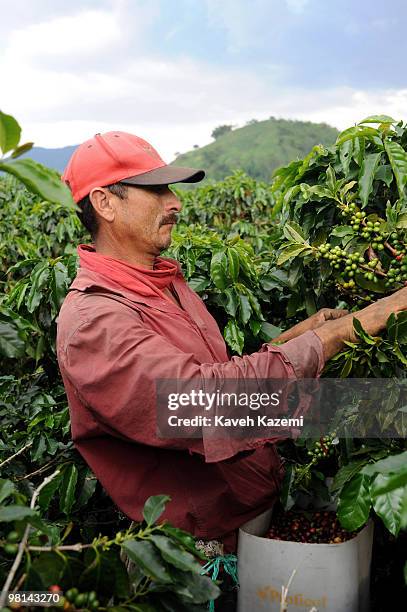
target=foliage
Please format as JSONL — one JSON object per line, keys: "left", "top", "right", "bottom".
{"left": 270, "top": 117, "right": 407, "bottom": 540}
{"left": 211, "top": 124, "right": 233, "bottom": 140}
{"left": 174, "top": 171, "right": 278, "bottom": 252}
{"left": 336, "top": 450, "right": 407, "bottom": 536}
{"left": 0, "top": 485, "right": 219, "bottom": 610}
{"left": 173, "top": 117, "right": 338, "bottom": 182}
{"left": 0, "top": 111, "right": 74, "bottom": 209}
{"left": 271, "top": 116, "right": 407, "bottom": 374}
{"left": 168, "top": 230, "right": 281, "bottom": 354}
{"left": 1, "top": 110, "right": 406, "bottom": 608}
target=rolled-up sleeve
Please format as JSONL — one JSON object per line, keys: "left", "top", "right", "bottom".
{"left": 261, "top": 330, "right": 325, "bottom": 379}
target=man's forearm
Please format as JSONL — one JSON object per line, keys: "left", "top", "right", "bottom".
{"left": 272, "top": 308, "right": 349, "bottom": 344}
{"left": 314, "top": 305, "right": 393, "bottom": 361}
{"left": 299, "top": 288, "right": 407, "bottom": 361}
{"left": 313, "top": 317, "right": 352, "bottom": 361}
{"left": 272, "top": 320, "right": 308, "bottom": 344}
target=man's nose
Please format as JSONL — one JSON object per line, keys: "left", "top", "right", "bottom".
{"left": 164, "top": 188, "right": 182, "bottom": 212}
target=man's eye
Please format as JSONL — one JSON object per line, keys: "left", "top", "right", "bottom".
{"left": 146, "top": 185, "right": 169, "bottom": 195}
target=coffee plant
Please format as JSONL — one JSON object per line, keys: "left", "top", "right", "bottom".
{"left": 267, "top": 117, "right": 407, "bottom": 582}
{"left": 0, "top": 110, "right": 406, "bottom": 609}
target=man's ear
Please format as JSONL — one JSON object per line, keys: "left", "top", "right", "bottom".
{"left": 89, "top": 187, "right": 115, "bottom": 224}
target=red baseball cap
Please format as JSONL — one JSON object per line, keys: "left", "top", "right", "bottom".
{"left": 62, "top": 131, "right": 205, "bottom": 203}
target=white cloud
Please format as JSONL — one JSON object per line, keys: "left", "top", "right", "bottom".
{"left": 2, "top": 2, "right": 407, "bottom": 165}
{"left": 4, "top": 10, "right": 122, "bottom": 62}
{"left": 18, "top": 81, "right": 407, "bottom": 163}
{"left": 296, "top": 87, "right": 407, "bottom": 129}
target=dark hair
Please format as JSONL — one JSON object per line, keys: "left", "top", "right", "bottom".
{"left": 76, "top": 182, "right": 128, "bottom": 240}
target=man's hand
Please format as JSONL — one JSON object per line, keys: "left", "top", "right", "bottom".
{"left": 307, "top": 308, "right": 350, "bottom": 328}
{"left": 273, "top": 308, "right": 349, "bottom": 344}
{"left": 314, "top": 287, "right": 407, "bottom": 360}
{"left": 351, "top": 286, "right": 407, "bottom": 340}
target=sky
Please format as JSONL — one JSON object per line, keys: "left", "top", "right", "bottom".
{"left": 1, "top": 0, "right": 407, "bottom": 161}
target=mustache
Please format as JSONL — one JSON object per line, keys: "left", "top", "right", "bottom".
{"left": 159, "top": 214, "right": 178, "bottom": 226}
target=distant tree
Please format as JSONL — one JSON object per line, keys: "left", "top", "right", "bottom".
{"left": 245, "top": 119, "right": 258, "bottom": 125}
{"left": 211, "top": 124, "right": 233, "bottom": 140}
{"left": 193, "top": 144, "right": 199, "bottom": 149}
{"left": 174, "top": 152, "right": 181, "bottom": 157}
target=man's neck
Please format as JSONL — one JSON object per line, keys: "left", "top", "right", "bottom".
{"left": 94, "top": 237, "right": 156, "bottom": 269}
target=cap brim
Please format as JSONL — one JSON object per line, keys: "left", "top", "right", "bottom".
{"left": 120, "top": 165, "right": 205, "bottom": 186}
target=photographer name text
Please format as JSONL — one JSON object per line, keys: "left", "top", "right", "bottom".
{"left": 167, "top": 415, "right": 304, "bottom": 427}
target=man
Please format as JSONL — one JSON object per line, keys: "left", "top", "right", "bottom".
{"left": 57, "top": 131, "right": 407, "bottom": 551}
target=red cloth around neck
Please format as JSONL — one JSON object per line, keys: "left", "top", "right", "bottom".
{"left": 77, "top": 244, "right": 179, "bottom": 301}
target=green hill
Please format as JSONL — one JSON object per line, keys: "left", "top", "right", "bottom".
{"left": 171, "top": 117, "right": 338, "bottom": 182}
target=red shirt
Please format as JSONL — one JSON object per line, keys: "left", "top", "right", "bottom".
{"left": 56, "top": 263, "right": 324, "bottom": 545}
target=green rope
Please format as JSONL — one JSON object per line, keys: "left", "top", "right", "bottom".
{"left": 200, "top": 554, "right": 238, "bottom": 612}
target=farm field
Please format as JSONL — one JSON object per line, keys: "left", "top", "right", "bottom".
{"left": 0, "top": 112, "right": 406, "bottom": 611}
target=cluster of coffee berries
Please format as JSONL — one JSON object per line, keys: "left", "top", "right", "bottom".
{"left": 316, "top": 244, "right": 359, "bottom": 290}
{"left": 385, "top": 237, "right": 407, "bottom": 287}
{"left": 63, "top": 588, "right": 99, "bottom": 610}
{"left": 315, "top": 219, "right": 406, "bottom": 300}
{"left": 360, "top": 221, "right": 386, "bottom": 243}
{"left": 266, "top": 510, "right": 357, "bottom": 544}
{"left": 316, "top": 243, "right": 383, "bottom": 293}
{"left": 341, "top": 204, "right": 386, "bottom": 237}
{"left": 341, "top": 204, "right": 367, "bottom": 229}
{"left": 2, "top": 531, "right": 19, "bottom": 556}
{"left": 307, "top": 434, "right": 337, "bottom": 464}
{"left": 363, "top": 257, "right": 381, "bottom": 283}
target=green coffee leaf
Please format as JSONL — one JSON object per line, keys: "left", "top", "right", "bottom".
{"left": 358, "top": 115, "right": 396, "bottom": 125}
{"left": 0, "top": 320, "right": 26, "bottom": 358}
{"left": 143, "top": 494, "right": 170, "bottom": 526}
{"left": 361, "top": 450, "right": 407, "bottom": 477}
{"left": 359, "top": 153, "right": 381, "bottom": 207}
{"left": 283, "top": 222, "right": 306, "bottom": 244}
{"left": 0, "top": 158, "right": 74, "bottom": 208}
{"left": 384, "top": 139, "right": 407, "bottom": 199}
{"left": 59, "top": 464, "right": 78, "bottom": 516}
{"left": 371, "top": 474, "right": 404, "bottom": 536}
{"left": 352, "top": 318, "right": 377, "bottom": 345}
{"left": 0, "top": 479, "right": 15, "bottom": 504}
{"left": 238, "top": 293, "right": 251, "bottom": 325}
{"left": 331, "top": 460, "right": 368, "bottom": 494}
{"left": 161, "top": 524, "right": 205, "bottom": 558}
{"left": 38, "top": 472, "right": 63, "bottom": 511}
{"left": 171, "top": 570, "right": 221, "bottom": 603}
{"left": 49, "top": 262, "right": 69, "bottom": 317}
{"left": 26, "top": 261, "right": 50, "bottom": 313}
{"left": 224, "top": 319, "right": 245, "bottom": 354}
{"left": 11, "top": 142, "right": 34, "bottom": 159}
{"left": 336, "top": 126, "right": 379, "bottom": 145}
{"left": 277, "top": 243, "right": 309, "bottom": 265}
{"left": 122, "top": 540, "right": 172, "bottom": 583}
{"left": 0, "top": 111, "right": 21, "bottom": 153}
{"left": 337, "top": 473, "right": 371, "bottom": 531}
{"left": 210, "top": 250, "right": 228, "bottom": 289}
{"left": 0, "top": 505, "right": 36, "bottom": 522}
{"left": 150, "top": 535, "right": 201, "bottom": 572}
{"left": 222, "top": 287, "right": 238, "bottom": 317}
{"left": 226, "top": 247, "right": 240, "bottom": 281}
